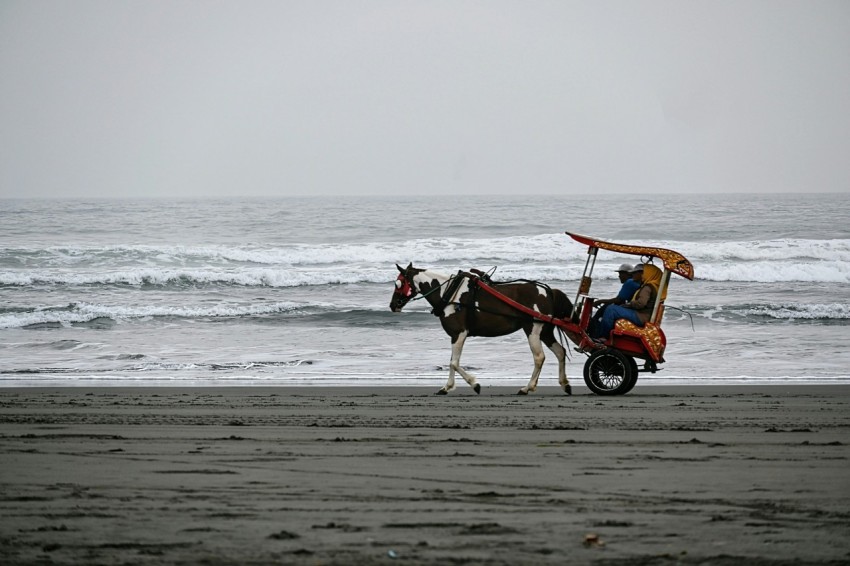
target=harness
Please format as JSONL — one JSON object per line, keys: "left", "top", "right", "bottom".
{"left": 414, "top": 270, "right": 566, "bottom": 324}
{"left": 397, "top": 266, "right": 586, "bottom": 352}
{"left": 474, "top": 278, "right": 563, "bottom": 325}
{"left": 432, "top": 271, "right": 469, "bottom": 317}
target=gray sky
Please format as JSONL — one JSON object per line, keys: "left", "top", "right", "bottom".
{"left": 1, "top": 1, "right": 848, "bottom": 199}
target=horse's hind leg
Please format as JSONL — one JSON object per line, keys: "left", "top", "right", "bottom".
{"left": 544, "top": 331, "right": 571, "bottom": 396}
{"left": 518, "top": 324, "right": 545, "bottom": 395}
{"left": 438, "top": 331, "right": 481, "bottom": 395}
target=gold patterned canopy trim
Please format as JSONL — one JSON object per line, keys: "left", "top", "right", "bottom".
{"left": 566, "top": 232, "right": 695, "bottom": 280}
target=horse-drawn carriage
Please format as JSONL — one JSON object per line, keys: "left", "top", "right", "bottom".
{"left": 562, "top": 232, "right": 694, "bottom": 395}
{"left": 390, "top": 232, "right": 694, "bottom": 396}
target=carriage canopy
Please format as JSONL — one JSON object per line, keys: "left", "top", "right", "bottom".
{"left": 566, "top": 232, "right": 694, "bottom": 280}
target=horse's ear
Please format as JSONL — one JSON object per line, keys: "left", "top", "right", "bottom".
{"left": 406, "top": 262, "right": 412, "bottom": 271}
{"left": 396, "top": 264, "right": 404, "bottom": 274}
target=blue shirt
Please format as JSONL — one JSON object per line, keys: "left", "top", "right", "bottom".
{"left": 616, "top": 279, "right": 641, "bottom": 303}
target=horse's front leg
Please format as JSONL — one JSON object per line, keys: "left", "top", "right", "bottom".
{"left": 518, "top": 324, "right": 545, "bottom": 395}
{"left": 437, "top": 331, "right": 480, "bottom": 395}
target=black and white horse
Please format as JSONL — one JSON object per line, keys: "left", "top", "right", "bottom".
{"left": 390, "top": 264, "right": 573, "bottom": 396}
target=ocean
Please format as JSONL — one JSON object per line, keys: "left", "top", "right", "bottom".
{"left": 1, "top": 192, "right": 848, "bottom": 389}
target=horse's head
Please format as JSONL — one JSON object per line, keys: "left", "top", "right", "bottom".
{"left": 390, "top": 263, "right": 419, "bottom": 312}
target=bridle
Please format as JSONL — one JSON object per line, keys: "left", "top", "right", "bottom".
{"left": 394, "top": 270, "right": 416, "bottom": 301}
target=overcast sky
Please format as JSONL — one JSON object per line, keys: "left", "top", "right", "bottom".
{"left": 1, "top": 1, "right": 848, "bottom": 199}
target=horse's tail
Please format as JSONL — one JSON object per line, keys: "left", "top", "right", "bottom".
{"left": 552, "top": 288, "right": 574, "bottom": 322}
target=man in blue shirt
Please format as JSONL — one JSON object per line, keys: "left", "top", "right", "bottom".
{"left": 589, "top": 263, "right": 640, "bottom": 338}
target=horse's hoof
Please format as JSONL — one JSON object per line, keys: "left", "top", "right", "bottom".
{"left": 564, "top": 385, "right": 572, "bottom": 396}
{"left": 516, "top": 389, "right": 528, "bottom": 396}
{"left": 436, "top": 389, "right": 448, "bottom": 396}
{"left": 474, "top": 384, "right": 481, "bottom": 395}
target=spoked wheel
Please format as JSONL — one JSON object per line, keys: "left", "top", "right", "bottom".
{"left": 621, "top": 356, "right": 639, "bottom": 394}
{"left": 583, "top": 348, "right": 637, "bottom": 395}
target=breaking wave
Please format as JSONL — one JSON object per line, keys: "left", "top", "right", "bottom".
{"left": 2, "top": 236, "right": 849, "bottom": 287}
{"left": 3, "top": 299, "right": 848, "bottom": 330}
{"left": 0, "top": 301, "right": 305, "bottom": 329}
{"left": 671, "top": 302, "right": 850, "bottom": 322}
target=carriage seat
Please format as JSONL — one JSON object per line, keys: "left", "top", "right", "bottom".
{"left": 613, "top": 319, "right": 666, "bottom": 362}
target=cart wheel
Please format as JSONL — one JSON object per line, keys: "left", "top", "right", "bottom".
{"left": 621, "top": 356, "right": 639, "bottom": 394}
{"left": 583, "top": 348, "right": 635, "bottom": 395}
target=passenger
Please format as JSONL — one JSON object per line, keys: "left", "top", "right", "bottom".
{"left": 595, "top": 264, "right": 657, "bottom": 342}
{"left": 588, "top": 264, "right": 640, "bottom": 337}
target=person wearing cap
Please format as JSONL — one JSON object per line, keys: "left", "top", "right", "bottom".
{"left": 594, "top": 263, "right": 641, "bottom": 308}
{"left": 588, "top": 263, "right": 641, "bottom": 337}
{"left": 594, "top": 263, "right": 658, "bottom": 342}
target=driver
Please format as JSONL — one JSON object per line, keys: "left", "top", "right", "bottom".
{"left": 588, "top": 263, "right": 640, "bottom": 338}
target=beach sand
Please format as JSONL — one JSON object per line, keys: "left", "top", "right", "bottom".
{"left": 1, "top": 385, "right": 849, "bottom": 565}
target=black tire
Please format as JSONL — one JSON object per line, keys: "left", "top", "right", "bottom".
{"left": 583, "top": 348, "right": 636, "bottom": 395}
{"left": 621, "top": 356, "right": 639, "bottom": 394}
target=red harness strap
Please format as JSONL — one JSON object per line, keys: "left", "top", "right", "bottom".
{"left": 472, "top": 276, "right": 586, "bottom": 342}
{"left": 474, "top": 279, "right": 561, "bottom": 325}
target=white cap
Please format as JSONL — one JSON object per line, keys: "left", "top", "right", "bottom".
{"left": 616, "top": 263, "right": 633, "bottom": 272}
{"left": 631, "top": 264, "right": 645, "bottom": 273}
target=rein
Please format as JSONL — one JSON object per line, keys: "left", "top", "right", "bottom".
{"left": 407, "top": 276, "right": 452, "bottom": 304}
{"left": 402, "top": 271, "right": 477, "bottom": 317}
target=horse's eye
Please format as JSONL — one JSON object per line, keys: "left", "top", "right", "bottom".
{"left": 395, "top": 280, "right": 402, "bottom": 289}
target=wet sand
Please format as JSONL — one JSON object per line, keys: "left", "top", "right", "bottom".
{"left": 1, "top": 385, "right": 849, "bottom": 565}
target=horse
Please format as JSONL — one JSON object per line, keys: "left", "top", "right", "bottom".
{"left": 389, "top": 263, "right": 574, "bottom": 396}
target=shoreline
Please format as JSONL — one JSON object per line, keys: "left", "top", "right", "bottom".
{"left": 3, "top": 383, "right": 850, "bottom": 392}
{"left": 2, "top": 385, "right": 849, "bottom": 564}
{"left": 4, "top": 373, "right": 849, "bottom": 390}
